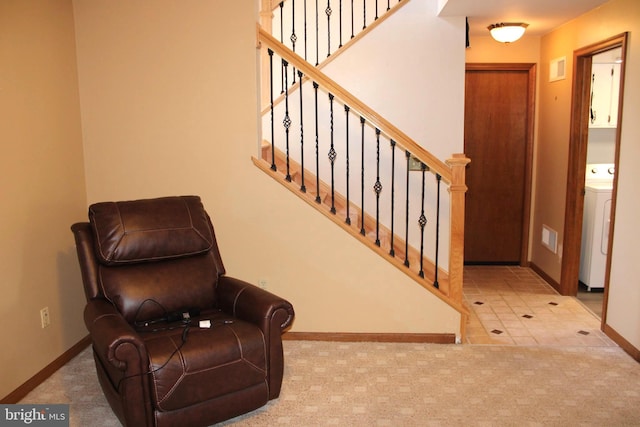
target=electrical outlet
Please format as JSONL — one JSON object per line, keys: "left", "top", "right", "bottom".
{"left": 259, "top": 279, "right": 268, "bottom": 289}
{"left": 40, "top": 307, "right": 50, "bottom": 328}
{"left": 408, "top": 154, "right": 429, "bottom": 172}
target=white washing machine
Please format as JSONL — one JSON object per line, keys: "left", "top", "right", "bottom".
{"left": 579, "top": 164, "right": 614, "bottom": 291}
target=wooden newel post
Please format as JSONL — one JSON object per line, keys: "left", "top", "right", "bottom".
{"left": 446, "top": 153, "right": 470, "bottom": 305}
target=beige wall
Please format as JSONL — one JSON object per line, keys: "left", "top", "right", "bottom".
{"left": 532, "top": 29, "right": 576, "bottom": 281}
{"left": 72, "top": 0, "right": 461, "bottom": 338}
{"left": 534, "top": 0, "right": 640, "bottom": 350}
{"left": 0, "top": 1, "right": 88, "bottom": 399}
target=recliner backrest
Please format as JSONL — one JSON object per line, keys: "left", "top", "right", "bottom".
{"left": 87, "top": 196, "right": 226, "bottom": 324}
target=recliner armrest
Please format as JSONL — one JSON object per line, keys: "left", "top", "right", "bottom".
{"left": 216, "top": 276, "right": 294, "bottom": 333}
{"left": 84, "top": 298, "right": 149, "bottom": 373}
{"left": 216, "top": 276, "right": 294, "bottom": 399}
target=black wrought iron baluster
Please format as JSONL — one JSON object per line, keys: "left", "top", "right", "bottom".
{"left": 298, "top": 70, "right": 306, "bottom": 192}
{"left": 282, "top": 59, "right": 292, "bottom": 182}
{"left": 291, "top": 0, "right": 297, "bottom": 85}
{"left": 326, "top": 1, "right": 332, "bottom": 57}
{"left": 339, "top": 0, "right": 343, "bottom": 48}
{"left": 344, "top": 105, "right": 351, "bottom": 225}
{"left": 315, "top": 0, "right": 320, "bottom": 65}
{"left": 404, "top": 150, "right": 410, "bottom": 267}
{"left": 360, "top": 116, "right": 366, "bottom": 235}
{"left": 373, "top": 128, "right": 382, "bottom": 247}
{"left": 389, "top": 140, "right": 396, "bottom": 256}
{"left": 433, "top": 173, "right": 442, "bottom": 288}
{"left": 304, "top": 0, "right": 308, "bottom": 61}
{"left": 350, "top": 0, "right": 355, "bottom": 38}
{"left": 328, "top": 93, "right": 337, "bottom": 214}
{"left": 313, "top": 82, "right": 321, "bottom": 203}
{"left": 268, "top": 49, "right": 276, "bottom": 171}
{"left": 280, "top": 2, "right": 285, "bottom": 94}
{"left": 375, "top": 0, "right": 379, "bottom": 20}
{"left": 279, "top": 2, "right": 284, "bottom": 42}
{"left": 418, "top": 162, "right": 427, "bottom": 278}
{"left": 387, "top": 0, "right": 390, "bottom": 11}
{"left": 363, "top": 0, "right": 367, "bottom": 30}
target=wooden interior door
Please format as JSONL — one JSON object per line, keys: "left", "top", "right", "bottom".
{"left": 464, "top": 64, "right": 535, "bottom": 264}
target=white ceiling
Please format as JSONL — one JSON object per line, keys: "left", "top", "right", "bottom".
{"left": 438, "top": 0, "right": 611, "bottom": 37}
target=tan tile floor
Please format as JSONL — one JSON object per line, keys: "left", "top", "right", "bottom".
{"left": 463, "top": 265, "right": 616, "bottom": 346}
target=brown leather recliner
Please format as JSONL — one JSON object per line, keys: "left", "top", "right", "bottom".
{"left": 71, "top": 196, "right": 294, "bottom": 427}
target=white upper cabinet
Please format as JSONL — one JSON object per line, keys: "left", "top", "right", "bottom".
{"left": 589, "top": 62, "right": 621, "bottom": 128}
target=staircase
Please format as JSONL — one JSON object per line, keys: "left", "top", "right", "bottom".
{"left": 254, "top": 0, "right": 470, "bottom": 328}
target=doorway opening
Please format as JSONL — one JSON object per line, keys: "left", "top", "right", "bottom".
{"left": 561, "top": 33, "right": 628, "bottom": 325}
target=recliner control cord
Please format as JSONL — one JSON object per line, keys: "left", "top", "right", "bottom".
{"left": 114, "top": 299, "right": 235, "bottom": 391}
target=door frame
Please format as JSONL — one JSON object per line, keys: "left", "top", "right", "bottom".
{"left": 465, "top": 63, "right": 536, "bottom": 266}
{"left": 560, "top": 33, "right": 628, "bottom": 324}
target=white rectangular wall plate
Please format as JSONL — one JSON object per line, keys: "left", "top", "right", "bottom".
{"left": 549, "top": 56, "right": 567, "bottom": 82}
{"left": 542, "top": 224, "right": 558, "bottom": 253}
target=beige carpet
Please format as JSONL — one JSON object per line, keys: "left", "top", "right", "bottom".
{"left": 20, "top": 341, "right": 640, "bottom": 426}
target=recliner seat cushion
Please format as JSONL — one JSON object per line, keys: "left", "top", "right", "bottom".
{"left": 89, "top": 196, "right": 214, "bottom": 265}
{"left": 141, "top": 312, "right": 268, "bottom": 412}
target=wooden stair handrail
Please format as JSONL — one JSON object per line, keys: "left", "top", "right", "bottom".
{"left": 258, "top": 26, "right": 453, "bottom": 184}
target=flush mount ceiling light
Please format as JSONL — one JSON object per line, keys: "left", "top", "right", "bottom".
{"left": 487, "top": 22, "right": 529, "bottom": 43}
